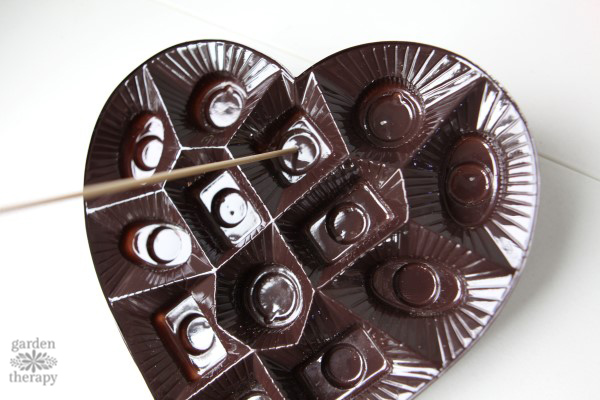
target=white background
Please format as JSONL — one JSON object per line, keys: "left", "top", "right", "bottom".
{"left": 0, "top": 0, "right": 599, "bottom": 399}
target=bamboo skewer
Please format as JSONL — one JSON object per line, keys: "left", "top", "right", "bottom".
{"left": 0, "top": 147, "right": 297, "bottom": 214}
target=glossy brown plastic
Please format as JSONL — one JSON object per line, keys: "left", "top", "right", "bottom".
{"left": 84, "top": 40, "right": 538, "bottom": 400}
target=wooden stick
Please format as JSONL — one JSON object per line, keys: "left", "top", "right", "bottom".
{"left": 0, "top": 147, "right": 297, "bottom": 214}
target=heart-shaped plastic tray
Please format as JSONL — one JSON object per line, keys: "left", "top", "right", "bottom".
{"left": 84, "top": 40, "right": 539, "bottom": 400}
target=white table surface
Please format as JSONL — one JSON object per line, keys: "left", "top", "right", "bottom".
{"left": 0, "top": 0, "right": 598, "bottom": 399}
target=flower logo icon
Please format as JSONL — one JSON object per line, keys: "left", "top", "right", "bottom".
{"left": 10, "top": 349, "right": 57, "bottom": 373}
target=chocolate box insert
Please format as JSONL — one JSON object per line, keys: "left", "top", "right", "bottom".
{"left": 121, "top": 112, "right": 166, "bottom": 179}
{"left": 188, "top": 75, "right": 248, "bottom": 134}
{"left": 85, "top": 67, "right": 180, "bottom": 208}
{"left": 277, "top": 158, "right": 408, "bottom": 287}
{"left": 298, "top": 326, "right": 389, "bottom": 399}
{"left": 259, "top": 293, "right": 437, "bottom": 400}
{"left": 110, "top": 275, "right": 251, "bottom": 399}
{"left": 164, "top": 147, "right": 270, "bottom": 266}
{"left": 85, "top": 40, "right": 538, "bottom": 400}
{"left": 196, "top": 354, "right": 285, "bottom": 400}
{"left": 85, "top": 191, "right": 212, "bottom": 300}
{"left": 188, "top": 170, "right": 262, "bottom": 247}
{"left": 323, "top": 222, "right": 515, "bottom": 367}
{"left": 405, "top": 80, "right": 537, "bottom": 269}
{"left": 216, "top": 224, "right": 314, "bottom": 350}
{"left": 228, "top": 73, "right": 349, "bottom": 216}
{"left": 154, "top": 294, "right": 228, "bottom": 381}
{"left": 120, "top": 222, "right": 193, "bottom": 269}
{"left": 272, "top": 111, "right": 332, "bottom": 185}
{"left": 309, "top": 46, "right": 482, "bottom": 166}
{"left": 148, "top": 41, "right": 281, "bottom": 148}
{"left": 356, "top": 78, "right": 425, "bottom": 149}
